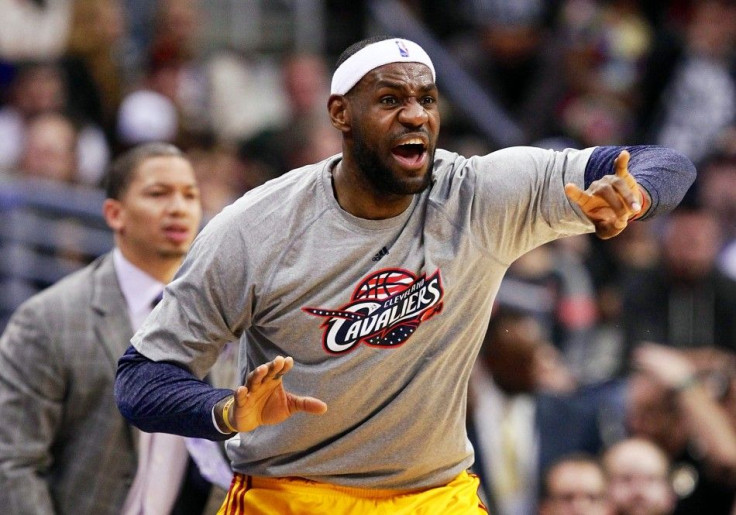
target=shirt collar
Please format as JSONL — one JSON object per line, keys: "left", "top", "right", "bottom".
{"left": 113, "top": 248, "right": 166, "bottom": 315}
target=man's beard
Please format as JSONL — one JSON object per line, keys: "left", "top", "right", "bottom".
{"left": 351, "top": 125, "right": 433, "bottom": 196}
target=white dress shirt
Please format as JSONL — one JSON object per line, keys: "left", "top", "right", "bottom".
{"left": 114, "top": 249, "right": 190, "bottom": 515}
{"left": 469, "top": 362, "right": 539, "bottom": 515}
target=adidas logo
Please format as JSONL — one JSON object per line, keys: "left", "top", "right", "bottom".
{"left": 372, "top": 246, "right": 389, "bottom": 262}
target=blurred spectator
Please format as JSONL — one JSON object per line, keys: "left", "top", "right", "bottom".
{"left": 18, "top": 111, "right": 78, "bottom": 183}
{"left": 626, "top": 343, "right": 736, "bottom": 514}
{"left": 450, "top": 0, "right": 567, "bottom": 143}
{"left": 148, "top": 0, "right": 202, "bottom": 63}
{"left": 187, "top": 141, "right": 248, "bottom": 221}
{"left": 120, "top": 0, "right": 159, "bottom": 74}
{"left": 0, "top": 104, "right": 108, "bottom": 326}
{"left": 495, "top": 239, "right": 600, "bottom": 383}
{"left": 146, "top": 0, "right": 212, "bottom": 141}
{"left": 281, "top": 113, "right": 342, "bottom": 172}
{"left": 538, "top": 453, "right": 613, "bottom": 515}
{"left": 698, "top": 152, "right": 736, "bottom": 242}
{"left": 237, "top": 52, "right": 337, "bottom": 182}
{"left": 116, "top": 0, "right": 261, "bottom": 154}
{"left": 559, "top": 93, "right": 635, "bottom": 148}
{"left": 206, "top": 51, "right": 288, "bottom": 144}
{"left": 115, "top": 1, "right": 202, "bottom": 152}
{"left": 458, "top": 0, "right": 548, "bottom": 109}
{"left": 646, "top": 0, "right": 736, "bottom": 165}
{"left": 602, "top": 437, "right": 676, "bottom": 515}
{"left": 65, "top": 0, "right": 128, "bottom": 133}
{"left": 281, "top": 51, "right": 331, "bottom": 121}
{"left": 554, "top": 0, "right": 655, "bottom": 148}
{"left": 559, "top": 0, "right": 654, "bottom": 105}
{"left": 684, "top": 346, "right": 736, "bottom": 431}
{"left": 116, "top": 89, "right": 179, "bottom": 149}
{"left": 0, "top": 0, "right": 73, "bottom": 62}
{"left": 0, "top": 60, "right": 110, "bottom": 184}
{"left": 585, "top": 220, "right": 661, "bottom": 378}
{"left": 468, "top": 307, "right": 601, "bottom": 515}
{"left": 695, "top": 151, "right": 736, "bottom": 281}
{"left": 0, "top": 61, "right": 66, "bottom": 171}
{"left": 621, "top": 204, "right": 736, "bottom": 359}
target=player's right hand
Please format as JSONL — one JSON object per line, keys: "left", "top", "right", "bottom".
{"left": 565, "top": 150, "right": 646, "bottom": 239}
{"left": 229, "top": 355, "right": 327, "bottom": 432}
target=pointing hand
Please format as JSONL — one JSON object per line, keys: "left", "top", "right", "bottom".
{"left": 565, "top": 150, "right": 647, "bottom": 239}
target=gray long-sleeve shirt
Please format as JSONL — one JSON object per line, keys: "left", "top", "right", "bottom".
{"left": 116, "top": 145, "right": 695, "bottom": 489}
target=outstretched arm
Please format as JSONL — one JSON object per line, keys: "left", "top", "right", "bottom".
{"left": 115, "top": 346, "right": 326, "bottom": 439}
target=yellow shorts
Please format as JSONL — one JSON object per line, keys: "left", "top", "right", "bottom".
{"left": 217, "top": 470, "right": 488, "bottom": 515}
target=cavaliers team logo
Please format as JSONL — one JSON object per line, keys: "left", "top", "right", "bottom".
{"left": 303, "top": 268, "right": 444, "bottom": 354}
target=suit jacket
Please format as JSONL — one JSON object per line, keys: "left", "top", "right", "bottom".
{"left": 0, "top": 253, "right": 215, "bottom": 515}
{"left": 0, "top": 253, "right": 137, "bottom": 514}
{"left": 469, "top": 388, "right": 605, "bottom": 515}
{"left": 534, "top": 392, "right": 605, "bottom": 476}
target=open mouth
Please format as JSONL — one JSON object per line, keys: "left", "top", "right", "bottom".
{"left": 391, "top": 139, "right": 427, "bottom": 169}
{"left": 163, "top": 224, "right": 190, "bottom": 244}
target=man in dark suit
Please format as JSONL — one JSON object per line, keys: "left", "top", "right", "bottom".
{"left": 0, "top": 143, "right": 213, "bottom": 514}
{"left": 467, "top": 306, "right": 604, "bottom": 515}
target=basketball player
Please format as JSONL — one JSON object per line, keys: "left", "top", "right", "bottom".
{"left": 115, "top": 36, "right": 696, "bottom": 514}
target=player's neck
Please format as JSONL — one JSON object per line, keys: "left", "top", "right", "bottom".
{"left": 331, "top": 160, "right": 412, "bottom": 220}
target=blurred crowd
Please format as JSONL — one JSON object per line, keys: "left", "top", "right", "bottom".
{"left": 0, "top": 0, "right": 735, "bottom": 514}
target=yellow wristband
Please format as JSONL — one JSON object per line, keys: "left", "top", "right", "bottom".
{"left": 221, "top": 396, "right": 238, "bottom": 433}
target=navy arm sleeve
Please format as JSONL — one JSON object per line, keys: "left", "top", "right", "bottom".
{"left": 585, "top": 145, "right": 696, "bottom": 220}
{"left": 115, "top": 346, "right": 234, "bottom": 441}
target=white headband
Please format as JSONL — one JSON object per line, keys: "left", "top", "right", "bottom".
{"left": 330, "top": 38, "right": 436, "bottom": 95}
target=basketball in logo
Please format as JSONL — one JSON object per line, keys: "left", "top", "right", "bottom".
{"left": 353, "top": 269, "right": 415, "bottom": 301}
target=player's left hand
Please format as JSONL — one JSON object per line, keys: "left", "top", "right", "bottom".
{"left": 565, "top": 150, "right": 646, "bottom": 239}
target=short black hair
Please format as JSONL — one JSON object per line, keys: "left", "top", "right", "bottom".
{"left": 334, "top": 35, "right": 395, "bottom": 70}
{"left": 104, "top": 142, "right": 185, "bottom": 200}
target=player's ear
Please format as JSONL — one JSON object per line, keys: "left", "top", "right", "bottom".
{"left": 328, "top": 94, "right": 350, "bottom": 133}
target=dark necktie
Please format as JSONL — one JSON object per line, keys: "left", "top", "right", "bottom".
{"left": 151, "top": 291, "right": 163, "bottom": 309}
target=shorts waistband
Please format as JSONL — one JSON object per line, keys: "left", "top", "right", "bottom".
{"left": 233, "top": 472, "right": 431, "bottom": 499}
